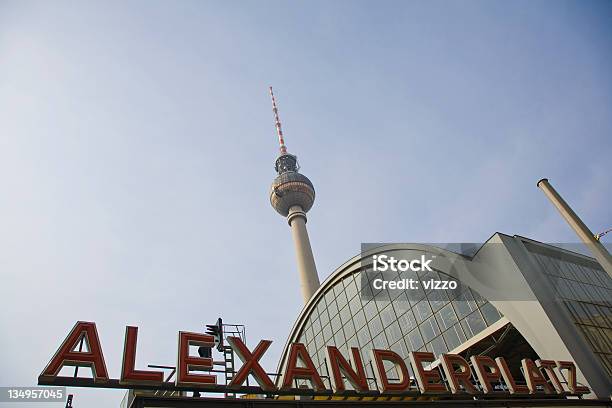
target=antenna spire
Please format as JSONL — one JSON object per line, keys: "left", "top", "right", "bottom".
{"left": 269, "top": 86, "right": 288, "bottom": 155}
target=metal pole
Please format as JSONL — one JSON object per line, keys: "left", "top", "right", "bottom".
{"left": 537, "top": 178, "right": 612, "bottom": 277}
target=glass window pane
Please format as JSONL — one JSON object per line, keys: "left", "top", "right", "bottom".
{"left": 398, "top": 309, "right": 418, "bottom": 334}
{"left": 322, "top": 323, "right": 333, "bottom": 342}
{"left": 465, "top": 310, "right": 487, "bottom": 336}
{"left": 318, "top": 307, "right": 330, "bottom": 324}
{"left": 385, "top": 320, "right": 403, "bottom": 345}
{"left": 427, "top": 288, "right": 449, "bottom": 311}
{"left": 340, "top": 305, "right": 352, "bottom": 326}
{"left": 357, "top": 325, "right": 372, "bottom": 347}
{"left": 407, "top": 328, "right": 424, "bottom": 350}
{"left": 442, "top": 326, "right": 461, "bottom": 350}
{"left": 420, "top": 316, "right": 441, "bottom": 343}
{"left": 312, "top": 317, "right": 322, "bottom": 333}
{"left": 437, "top": 304, "right": 459, "bottom": 330}
{"left": 354, "top": 309, "right": 367, "bottom": 330}
{"left": 368, "top": 315, "right": 384, "bottom": 337}
{"left": 327, "top": 298, "right": 339, "bottom": 317}
{"left": 453, "top": 298, "right": 475, "bottom": 319}
{"left": 415, "top": 300, "right": 433, "bottom": 322}
{"left": 480, "top": 302, "right": 502, "bottom": 325}
{"left": 331, "top": 314, "right": 341, "bottom": 331}
{"left": 393, "top": 293, "right": 411, "bottom": 315}
{"left": 346, "top": 335, "right": 359, "bottom": 349}
{"left": 343, "top": 319, "right": 356, "bottom": 339}
{"left": 349, "top": 295, "right": 362, "bottom": 315}
{"left": 334, "top": 329, "right": 346, "bottom": 346}
{"left": 364, "top": 301, "right": 377, "bottom": 321}
{"left": 335, "top": 284, "right": 349, "bottom": 308}
{"left": 460, "top": 319, "right": 473, "bottom": 338}
{"left": 380, "top": 304, "right": 397, "bottom": 327}
{"left": 373, "top": 332, "right": 387, "bottom": 349}
{"left": 317, "top": 295, "right": 327, "bottom": 311}
{"left": 345, "top": 278, "right": 359, "bottom": 300}
{"left": 409, "top": 287, "right": 426, "bottom": 306}
{"left": 429, "top": 336, "right": 448, "bottom": 358}
{"left": 301, "top": 330, "right": 309, "bottom": 344}
{"left": 313, "top": 333, "right": 323, "bottom": 350}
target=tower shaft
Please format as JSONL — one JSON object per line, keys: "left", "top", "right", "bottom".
{"left": 287, "top": 206, "right": 320, "bottom": 303}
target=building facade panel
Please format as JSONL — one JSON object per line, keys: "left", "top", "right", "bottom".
{"left": 525, "top": 243, "right": 612, "bottom": 376}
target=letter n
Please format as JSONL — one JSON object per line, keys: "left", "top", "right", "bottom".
{"left": 326, "top": 346, "right": 369, "bottom": 392}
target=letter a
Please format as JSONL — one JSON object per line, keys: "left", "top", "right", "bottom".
{"left": 40, "top": 321, "right": 109, "bottom": 382}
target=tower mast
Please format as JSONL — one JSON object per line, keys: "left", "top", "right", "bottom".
{"left": 268, "top": 87, "right": 320, "bottom": 304}
{"left": 269, "top": 87, "right": 287, "bottom": 155}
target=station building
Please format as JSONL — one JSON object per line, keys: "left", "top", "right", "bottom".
{"left": 276, "top": 236, "right": 612, "bottom": 398}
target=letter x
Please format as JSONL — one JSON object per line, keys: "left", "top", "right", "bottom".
{"left": 227, "top": 337, "right": 275, "bottom": 391}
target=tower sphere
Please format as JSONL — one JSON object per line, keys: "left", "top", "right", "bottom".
{"left": 270, "top": 170, "right": 315, "bottom": 217}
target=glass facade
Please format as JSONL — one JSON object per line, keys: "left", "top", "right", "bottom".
{"left": 529, "top": 250, "right": 612, "bottom": 377}
{"left": 295, "top": 268, "right": 503, "bottom": 389}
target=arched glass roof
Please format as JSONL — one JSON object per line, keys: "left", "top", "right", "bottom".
{"left": 279, "top": 244, "right": 506, "bottom": 389}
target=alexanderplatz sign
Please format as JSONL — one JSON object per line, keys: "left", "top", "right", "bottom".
{"left": 38, "top": 321, "right": 590, "bottom": 399}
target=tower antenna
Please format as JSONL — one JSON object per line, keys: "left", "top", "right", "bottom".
{"left": 269, "top": 86, "right": 288, "bottom": 155}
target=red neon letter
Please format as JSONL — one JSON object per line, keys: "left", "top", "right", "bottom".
{"left": 470, "top": 356, "right": 502, "bottom": 394}
{"left": 326, "top": 346, "right": 369, "bottom": 392}
{"left": 176, "top": 331, "right": 216, "bottom": 386}
{"left": 440, "top": 354, "right": 477, "bottom": 394}
{"left": 370, "top": 349, "right": 411, "bottom": 393}
{"left": 536, "top": 360, "right": 564, "bottom": 394}
{"left": 40, "top": 321, "right": 108, "bottom": 382}
{"left": 227, "top": 337, "right": 276, "bottom": 392}
{"left": 281, "top": 343, "right": 326, "bottom": 391}
{"left": 496, "top": 357, "right": 529, "bottom": 394}
{"left": 556, "top": 361, "right": 590, "bottom": 395}
{"left": 121, "top": 326, "right": 163, "bottom": 384}
{"left": 522, "top": 359, "right": 553, "bottom": 394}
{"left": 408, "top": 352, "right": 446, "bottom": 394}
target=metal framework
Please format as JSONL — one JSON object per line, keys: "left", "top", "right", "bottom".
{"left": 129, "top": 396, "right": 612, "bottom": 408}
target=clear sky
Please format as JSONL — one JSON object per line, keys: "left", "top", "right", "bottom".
{"left": 1, "top": 1, "right": 611, "bottom": 406}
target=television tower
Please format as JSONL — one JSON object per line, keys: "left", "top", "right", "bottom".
{"left": 268, "top": 87, "right": 320, "bottom": 304}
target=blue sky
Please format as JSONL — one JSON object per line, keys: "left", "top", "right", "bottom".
{"left": 0, "top": 1, "right": 611, "bottom": 406}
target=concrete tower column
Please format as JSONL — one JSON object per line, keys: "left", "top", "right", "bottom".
{"left": 287, "top": 206, "right": 320, "bottom": 303}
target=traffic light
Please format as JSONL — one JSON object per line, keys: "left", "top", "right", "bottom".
{"left": 205, "top": 317, "right": 223, "bottom": 352}
{"left": 197, "top": 345, "right": 212, "bottom": 358}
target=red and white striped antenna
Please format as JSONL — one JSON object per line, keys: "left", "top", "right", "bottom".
{"left": 269, "top": 86, "right": 288, "bottom": 155}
